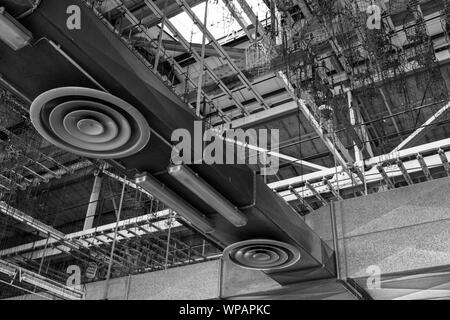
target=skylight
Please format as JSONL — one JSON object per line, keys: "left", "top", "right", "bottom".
{"left": 167, "top": 0, "right": 270, "bottom": 44}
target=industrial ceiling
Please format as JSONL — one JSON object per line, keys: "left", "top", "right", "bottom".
{"left": 0, "top": 0, "right": 449, "bottom": 300}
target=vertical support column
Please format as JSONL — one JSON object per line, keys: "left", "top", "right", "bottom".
{"left": 355, "top": 106, "right": 374, "bottom": 157}
{"left": 103, "top": 179, "right": 127, "bottom": 300}
{"left": 83, "top": 171, "right": 103, "bottom": 231}
{"left": 348, "top": 90, "right": 362, "bottom": 163}
{"left": 165, "top": 210, "right": 174, "bottom": 269}
{"left": 196, "top": 0, "right": 209, "bottom": 117}
{"left": 153, "top": 0, "right": 170, "bottom": 74}
{"left": 379, "top": 88, "right": 402, "bottom": 141}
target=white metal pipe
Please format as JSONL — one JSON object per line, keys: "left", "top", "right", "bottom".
{"left": 269, "top": 138, "right": 450, "bottom": 190}
{"left": 135, "top": 173, "right": 214, "bottom": 233}
{"left": 392, "top": 101, "right": 450, "bottom": 152}
{"left": 168, "top": 165, "right": 247, "bottom": 227}
{"left": 278, "top": 149, "right": 450, "bottom": 202}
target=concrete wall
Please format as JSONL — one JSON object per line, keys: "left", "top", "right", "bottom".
{"left": 306, "top": 177, "right": 450, "bottom": 279}
{"left": 86, "top": 260, "right": 221, "bottom": 300}
{"left": 6, "top": 260, "right": 221, "bottom": 300}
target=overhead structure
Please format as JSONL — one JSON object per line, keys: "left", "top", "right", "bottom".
{"left": 0, "top": 0, "right": 450, "bottom": 301}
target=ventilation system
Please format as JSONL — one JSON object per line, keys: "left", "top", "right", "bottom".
{"left": 30, "top": 87, "right": 151, "bottom": 159}
{"left": 223, "top": 239, "right": 301, "bottom": 271}
{"left": 3, "top": 0, "right": 336, "bottom": 285}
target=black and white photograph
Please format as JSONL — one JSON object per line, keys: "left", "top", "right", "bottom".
{"left": 0, "top": 0, "right": 450, "bottom": 308}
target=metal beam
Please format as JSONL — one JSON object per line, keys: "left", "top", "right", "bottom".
{"left": 83, "top": 171, "right": 103, "bottom": 230}
{"left": 305, "top": 181, "right": 327, "bottom": 205}
{"left": 216, "top": 100, "right": 299, "bottom": 129}
{"left": 323, "top": 177, "right": 342, "bottom": 200}
{"left": 175, "top": 0, "right": 270, "bottom": 110}
{"left": 19, "top": 160, "right": 92, "bottom": 190}
{"left": 219, "top": 132, "right": 328, "bottom": 172}
{"left": 100, "top": 0, "right": 205, "bottom": 28}
{"left": 0, "top": 259, "right": 84, "bottom": 300}
{"left": 379, "top": 88, "right": 403, "bottom": 141}
{"left": 160, "top": 40, "right": 246, "bottom": 60}
{"left": 288, "top": 185, "right": 314, "bottom": 213}
{"left": 0, "top": 202, "right": 125, "bottom": 268}
{"left": 144, "top": 0, "right": 249, "bottom": 116}
{"left": 222, "top": 0, "right": 254, "bottom": 41}
{"left": 234, "top": 0, "right": 272, "bottom": 49}
{"left": 438, "top": 149, "right": 450, "bottom": 176}
{"left": 277, "top": 71, "right": 354, "bottom": 166}
{"left": 392, "top": 101, "right": 450, "bottom": 152}
{"left": 396, "top": 159, "right": 414, "bottom": 185}
{"left": 377, "top": 164, "right": 395, "bottom": 189}
{"left": 0, "top": 210, "right": 178, "bottom": 260}
{"left": 277, "top": 148, "right": 450, "bottom": 202}
{"left": 269, "top": 138, "right": 450, "bottom": 193}
{"left": 417, "top": 153, "right": 432, "bottom": 181}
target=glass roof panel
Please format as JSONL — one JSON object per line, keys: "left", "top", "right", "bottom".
{"left": 167, "top": 0, "right": 270, "bottom": 44}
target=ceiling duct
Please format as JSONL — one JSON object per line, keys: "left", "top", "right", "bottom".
{"left": 1, "top": 0, "right": 335, "bottom": 285}
{"left": 223, "top": 239, "right": 301, "bottom": 271}
{"left": 0, "top": 6, "right": 32, "bottom": 50}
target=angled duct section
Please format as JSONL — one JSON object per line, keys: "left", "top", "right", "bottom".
{"left": 0, "top": 0, "right": 335, "bottom": 285}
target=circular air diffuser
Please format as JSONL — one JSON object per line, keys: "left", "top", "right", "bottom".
{"left": 223, "top": 239, "right": 301, "bottom": 271}
{"left": 30, "top": 87, "right": 150, "bottom": 159}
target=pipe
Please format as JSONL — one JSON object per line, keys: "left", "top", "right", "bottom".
{"left": 16, "top": 0, "right": 41, "bottom": 19}
{"left": 196, "top": 0, "right": 208, "bottom": 117}
{"left": 168, "top": 165, "right": 248, "bottom": 227}
{"left": 135, "top": 173, "right": 214, "bottom": 234}
{"left": 20, "top": 160, "right": 92, "bottom": 189}
{"left": 153, "top": 0, "right": 169, "bottom": 74}
{"left": 43, "top": 39, "right": 108, "bottom": 92}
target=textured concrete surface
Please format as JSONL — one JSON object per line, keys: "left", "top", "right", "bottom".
{"left": 84, "top": 260, "right": 221, "bottom": 300}
{"left": 307, "top": 177, "right": 450, "bottom": 279}
{"left": 127, "top": 260, "right": 220, "bottom": 300}
{"left": 85, "top": 276, "right": 129, "bottom": 300}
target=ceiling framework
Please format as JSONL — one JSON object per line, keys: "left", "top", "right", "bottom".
{"left": 0, "top": 0, "right": 450, "bottom": 299}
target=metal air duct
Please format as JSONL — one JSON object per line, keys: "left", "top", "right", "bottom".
{"left": 0, "top": 0, "right": 335, "bottom": 284}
